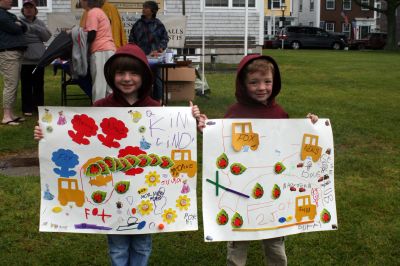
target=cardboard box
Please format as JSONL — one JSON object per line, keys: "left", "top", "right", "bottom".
{"left": 164, "top": 67, "right": 196, "bottom": 102}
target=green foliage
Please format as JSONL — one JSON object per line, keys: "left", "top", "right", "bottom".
{"left": 1, "top": 50, "right": 399, "bottom": 264}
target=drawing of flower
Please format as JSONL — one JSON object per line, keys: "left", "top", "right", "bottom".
{"left": 145, "top": 171, "right": 160, "bottom": 187}
{"left": 138, "top": 200, "right": 154, "bottom": 216}
{"left": 176, "top": 195, "right": 191, "bottom": 211}
{"left": 162, "top": 208, "right": 177, "bottom": 224}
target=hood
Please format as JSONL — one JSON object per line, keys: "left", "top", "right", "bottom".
{"left": 104, "top": 43, "right": 153, "bottom": 100}
{"left": 235, "top": 54, "right": 281, "bottom": 106}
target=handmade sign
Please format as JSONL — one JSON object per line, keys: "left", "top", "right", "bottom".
{"left": 202, "top": 119, "right": 336, "bottom": 242}
{"left": 38, "top": 107, "right": 198, "bottom": 234}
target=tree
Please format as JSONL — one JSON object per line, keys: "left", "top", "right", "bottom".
{"left": 354, "top": 0, "right": 400, "bottom": 50}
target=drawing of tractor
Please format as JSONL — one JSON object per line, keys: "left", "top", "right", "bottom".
{"left": 300, "top": 134, "right": 322, "bottom": 162}
{"left": 58, "top": 178, "right": 85, "bottom": 207}
{"left": 295, "top": 195, "right": 316, "bottom": 222}
{"left": 170, "top": 150, "right": 197, "bottom": 178}
{"left": 231, "top": 122, "right": 259, "bottom": 152}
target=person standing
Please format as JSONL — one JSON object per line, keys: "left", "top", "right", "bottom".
{"left": 19, "top": 0, "right": 51, "bottom": 116}
{"left": 80, "top": 0, "right": 127, "bottom": 49}
{"left": 128, "top": 1, "right": 168, "bottom": 102}
{"left": 80, "top": 0, "right": 116, "bottom": 102}
{"left": 0, "top": 0, "right": 27, "bottom": 125}
{"left": 193, "top": 54, "right": 319, "bottom": 266}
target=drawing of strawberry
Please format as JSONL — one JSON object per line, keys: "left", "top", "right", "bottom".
{"left": 216, "top": 153, "right": 229, "bottom": 169}
{"left": 231, "top": 212, "right": 243, "bottom": 228}
{"left": 320, "top": 209, "right": 331, "bottom": 223}
{"left": 274, "top": 162, "right": 286, "bottom": 174}
{"left": 216, "top": 209, "right": 229, "bottom": 225}
{"left": 271, "top": 184, "right": 281, "bottom": 199}
{"left": 230, "top": 163, "right": 246, "bottom": 175}
{"left": 91, "top": 191, "right": 106, "bottom": 203}
{"left": 252, "top": 183, "right": 264, "bottom": 199}
{"left": 114, "top": 181, "right": 130, "bottom": 194}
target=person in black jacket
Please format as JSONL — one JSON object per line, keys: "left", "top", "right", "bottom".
{"left": 20, "top": 0, "right": 51, "bottom": 116}
{"left": 0, "top": 0, "right": 27, "bottom": 125}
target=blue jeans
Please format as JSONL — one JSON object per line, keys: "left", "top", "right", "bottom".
{"left": 107, "top": 234, "right": 152, "bottom": 266}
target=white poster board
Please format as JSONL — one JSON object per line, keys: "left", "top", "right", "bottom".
{"left": 202, "top": 119, "right": 337, "bottom": 242}
{"left": 38, "top": 107, "right": 198, "bottom": 234}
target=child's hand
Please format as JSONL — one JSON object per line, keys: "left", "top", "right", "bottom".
{"left": 197, "top": 114, "right": 208, "bottom": 132}
{"left": 190, "top": 101, "right": 208, "bottom": 133}
{"left": 34, "top": 125, "right": 44, "bottom": 141}
{"left": 306, "top": 113, "right": 319, "bottom": 124}
{"left": 190, "top": 101, "right": 201, "bottom": 119}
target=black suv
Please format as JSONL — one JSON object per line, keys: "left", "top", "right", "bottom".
{"left": 275, "top": 26, "right": 347, "bottom": 50}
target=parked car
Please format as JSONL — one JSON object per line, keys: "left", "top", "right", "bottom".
{"left": 349, "top": 32, "right": 387, "bottom": 50}
{"left": 275, "top": 26, "right": 348, "bottom": 50}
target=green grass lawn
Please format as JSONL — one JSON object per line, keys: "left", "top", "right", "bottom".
{"left": 1, "top": 50, "right": 399, "bottom": 265}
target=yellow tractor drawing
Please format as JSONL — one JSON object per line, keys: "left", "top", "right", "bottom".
{"left": 295, "top": 195, "right": 316, "bottom": 222}
{"left": 231, "top": 122, "right": 259, "bottom": 152}
{"left": 300, "top": 134, "right": 322, "bottom": 162}
{"left": 58, "top": 178, "right": 85, "bottom": 207}
{"left": 170, "top": 150, "right": 197, "bottom": 178}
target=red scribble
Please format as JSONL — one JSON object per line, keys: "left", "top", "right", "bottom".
{"left": 68, "top": 114, "right": 98, "bottom": 145}
{"left": 118, "top": 146, "right": 146, "bottom": 176}
{"left": 97, "top": 117, "right": 129, "bottom": 148}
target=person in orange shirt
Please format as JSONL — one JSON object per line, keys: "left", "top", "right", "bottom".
{"left": 80, "top": 0, "right": 127, "bottom": 49}
{"left": 80, "top": 0, "right": 116, "bottom": 102}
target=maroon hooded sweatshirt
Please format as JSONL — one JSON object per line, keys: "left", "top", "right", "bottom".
{"left": 94, "top": 43, "right": 160, "bottom": 107}
{"left": 224, "top": 54, "right": 288, "bottom": 119}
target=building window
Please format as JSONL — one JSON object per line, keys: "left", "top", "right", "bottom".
{"left": 272, "top": 0, "right": 281, "bottom": 9}
{"left": 326, "top": 0, "right": 335, "bottom": 10}
{"left": 206, "top": 0, "right": 229, "bottom": 6}
{"left": 310, "top": 0, "right": 314, "bottom": 11}
{"left": 233, "top": 0, "right": 256, "bottom": 7}
{"left": 342, "top": 23, "right": 350, "bottom": 38}
{"left": 343, "top": 0, "right": 351, "bottom": 10}
{"left": 326, "top": 22, "right": 335, "bottom": 32}
{"left": 376, "top": 2, "right": 381, "bottom": 18}
{"left": 361, "top": 0, "right": 369, "bottom": 11}
{"left": 309, "top": 21, "right": 314, "bottom": 26}
{"left": 206, "top": 0, "right": 255, "bottom": 7}
{"left": 299, "top": 0, "right": 303, "bottom": 12}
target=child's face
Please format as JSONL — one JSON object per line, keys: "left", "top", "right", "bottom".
{"left": 114, "top": 70, "right": 143, "bottom": 96}
{"left": 245, "top": 70, "right": 273, "bottom": 105}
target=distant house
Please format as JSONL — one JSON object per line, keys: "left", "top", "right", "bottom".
{"left": 264, "top": 0, "right": 294, "bottom": 37}
{"left": 320, "top": 0, "right": 375, "bottom": 40}
{"left": 264, "top": 0, "right": 382, "bottom": 41}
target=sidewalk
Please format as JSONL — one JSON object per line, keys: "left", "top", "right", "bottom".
{"left": 0, "top": 149, "right": 40, "bottom": 177}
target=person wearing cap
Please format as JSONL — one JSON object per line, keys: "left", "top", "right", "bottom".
{"left": 80, "top": 0, "right": 116, "bottom": 102}
{"left": 0, "top": 0, "right": 27, "bottom": 125}
{"left": 19, "top": 0, "right": 51, "bottom": 117}
{"left": 128, "top": 1, "right": 169, "bottom": 102}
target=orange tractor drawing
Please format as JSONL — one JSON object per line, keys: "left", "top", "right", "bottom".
{"left": 231, "top": 122, "right": 259, "bottom": 152}
{"left": 295, "top": 195, "right": 316, "bottom": 222}
{"left": 170, "top": 150, "right": 197, "bottom": 178}
{"left": 300, "top": 134, "right": 322, "bottom": 162}
{"left": 58, "top": 178, "right": 85, "bottom": 207}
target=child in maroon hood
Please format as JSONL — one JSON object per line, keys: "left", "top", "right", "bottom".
{"left": 194, "top": 54, "right": 317, "bottom": 266}
{"left": 95, "top": 43, "right": 160, "bottom": 108}
{"left": 97, "top": 43, "right": 159, "bottom": 266}
{"left": 34, "top": 44, "right": 158, "bottom": 265}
